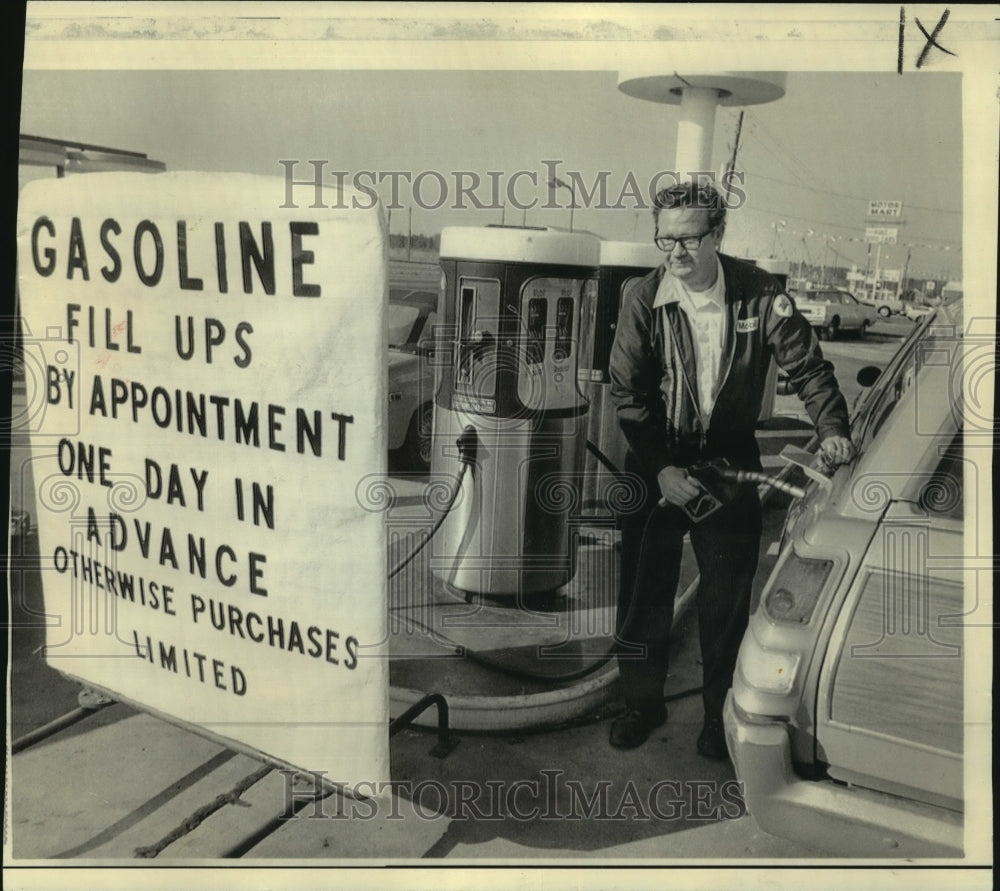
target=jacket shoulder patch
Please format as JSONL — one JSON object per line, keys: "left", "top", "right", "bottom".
{"left": 773, "top": 293, "right": 794, "bottom": 318}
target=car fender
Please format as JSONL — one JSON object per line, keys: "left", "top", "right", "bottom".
{"left": 387, "top": 351, "right": 423, "bottom": 450}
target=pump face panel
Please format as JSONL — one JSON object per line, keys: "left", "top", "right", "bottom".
{"left": 455, "top": 276, "right": 502, "bottom": 413}
{"left": 439, "top": 261, "right": 597, "bottom": 421}
{"left": 517, "top": 276, "right": 597, "bottom": 413}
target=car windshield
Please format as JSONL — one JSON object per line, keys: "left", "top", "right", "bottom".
{"left": 388, "top": 303, "right": 421, "bottom": 348}
{"left": 852, "top": 308, "right": 957, "bottom": 455}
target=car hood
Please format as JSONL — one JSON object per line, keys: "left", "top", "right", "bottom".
{"left": 794, "top": 300, "right": 828, "bottom": 321}
{"left": 387, "top": 348, "right": 427, "bottom": 389}
{"left": 387, "top": 349, "right": 419, "bottom": 371}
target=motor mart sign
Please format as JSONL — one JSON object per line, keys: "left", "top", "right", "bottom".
{"left": 16, "top": 171, "right": 390, "bottom": 785}
{"left": 865, "top": 199, "right": 903, "bottom": 244}
{"left": 866, "top": 199, "right": 903, "bottom": 218}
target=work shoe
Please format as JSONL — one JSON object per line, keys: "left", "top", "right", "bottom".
{"left": 696, "top": 716, "right": 728, "bottom": 761}
{"left": 609, "top": 708, "right": 667, "bottom": 749}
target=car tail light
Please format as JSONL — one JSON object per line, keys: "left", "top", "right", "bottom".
{"left": 739, "top": 629, "right": 801, "bottom": 694}
{"left": 763, "top": 553, "right": 833, "bottom": 625}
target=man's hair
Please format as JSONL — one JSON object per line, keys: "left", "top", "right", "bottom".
{"left": 653, "top": 181, "right": 727, "bottom": 231}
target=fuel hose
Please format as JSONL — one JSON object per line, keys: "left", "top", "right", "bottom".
{"left": 386, "top": 435, "right": 810, "bottom": 693}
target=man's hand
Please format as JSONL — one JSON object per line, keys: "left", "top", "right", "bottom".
{"left": 818, "top": 435, "right": 854, "bottom": 469}
{"left": 657, "top": 465, "right": 702, "bottom": 507}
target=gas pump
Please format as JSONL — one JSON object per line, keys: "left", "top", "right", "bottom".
{"left": 582, "top": 241, "right": 664, "bottom": 510}
{"left": 432, "top": 226, "right": 601, "bottom": 598}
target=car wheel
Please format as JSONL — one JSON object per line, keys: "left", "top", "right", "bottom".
{"left": 403, "top": 402, "right": 433, "bottom": 473}
{"left": 878, "top": 306, "right": 891, "bottom": 318}
{"left": 819, "top": 319, "right": 838, "bottom": 342}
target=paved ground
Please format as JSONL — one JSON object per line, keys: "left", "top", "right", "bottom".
{"left": 6, "top": 318, "right": 913, "bottom": 866}
{"left": 8, "top": 469, "right": 819, "bottom": 859}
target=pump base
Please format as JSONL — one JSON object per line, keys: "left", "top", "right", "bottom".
{"left": 385, "top": 475, "right": 700, "bottom": 731}
{"left": 389, "top": 665, "right": 620, "bottom": 733}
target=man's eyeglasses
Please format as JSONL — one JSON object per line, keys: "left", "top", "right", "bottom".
{"left": 654, "top": 229, "right": 716, "bottom": 253}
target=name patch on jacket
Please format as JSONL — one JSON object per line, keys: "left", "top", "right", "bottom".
{"left": 736, "top": 316, "right": 760, "bottom": 333}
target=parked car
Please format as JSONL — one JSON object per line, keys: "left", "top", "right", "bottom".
{"left": 10, "top": 509, "right": 31, "bottom": 540}
{"left": 903, "top": 299, "right": 938, "bottom": 321}
{"left": 725, "top": 301, "right": 966, "bottom": 856}
{"left": 940, "top": 281, "right": 963, "bottom": 303}
{"left": 863, "top": 294, "right": 904, "bottom": 318}
{"left": 387, "top": 287, "right": 439, "bottom": 471}
{"left": 789, "top": 288, "right": 877, "bottom": 341}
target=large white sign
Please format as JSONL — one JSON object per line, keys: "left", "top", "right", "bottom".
{"left": 16, "top": 171, "right": 390, "bottom": 786}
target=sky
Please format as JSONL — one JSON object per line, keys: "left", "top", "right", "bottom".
{"left": 18, "top": 43, "right": 968, "bottom": 283}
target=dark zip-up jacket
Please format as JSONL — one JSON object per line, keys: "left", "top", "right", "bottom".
{"left": 609, "top": 253, "right": 851, "bottom": 477}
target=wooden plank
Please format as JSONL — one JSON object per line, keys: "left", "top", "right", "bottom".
{"left": 831, "top": 570, "right": 963, "bottom": 753}
{"left": 11, "top": 712, "right": 236, "bottom": 859}
{"left": 86, "top": 755, "right": 269, "bottom": 859}
{"left": 160, "top": 770, "right": 293, "bottom": 858}
{"left": 245, "top": 784, "right": 453, "bottom": 859}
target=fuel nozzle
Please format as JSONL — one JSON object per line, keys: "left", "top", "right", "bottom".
{"left": 680, "top": 458, "right": 808, "bottom": 522}
{"left": 778, "top": 444, "right": 835, "bottom": 491}
{"left": 680, "top": 460, "right": 741, "bottom": 522}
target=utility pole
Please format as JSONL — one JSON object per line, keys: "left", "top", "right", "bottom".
{"left": 872, "top": 240, "right": 883, "bottom": 301}
{"left": 864, "top": 243, "right": 872, "bottom": 300}
{"left": 407, "top": 206, "right": 412, "bottom": 261}
{"left": 770, "top": 220, "right": 786, "bottom": 258}
{"left": 820, "top": 239, "right": 831, "bottom": 286}
{"left": 548, "top": 177, "right": 576, "bottom": 232}
{"left": 722, "top": 112, "right": 745, "bottom": 241}
{"left": 725, "top": 111, "right": 744, "bottom": 197}
{"left": 900, "top": 246, "right": 911, "bottom": 295}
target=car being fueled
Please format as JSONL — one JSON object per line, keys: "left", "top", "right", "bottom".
{"left": 725, "top": 301, "right": 969, "bottom": 857}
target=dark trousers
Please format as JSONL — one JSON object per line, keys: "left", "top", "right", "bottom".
{"left": 615, "top": 472, "right": 762, "bottom": 722}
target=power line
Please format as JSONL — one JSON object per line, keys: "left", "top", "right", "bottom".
{"left": 740, "top": 206, "right": 863, "bottom": 233}
{"left": 743, "top": 170, "right": 962, "bottom": 215}
{"left": 740, "top": 205, "right": 962, "bottom": 245}
{"left": 829, "top": 244, "right": 859, "bottom": 265}
{"left": 730, "top": 110, "right": 963, "bottom": 215}
{"left": 742, "top": 117, "right": 817, "bottom": 190}
{"left": 748, "top": 173, "right": 962, "bottom": 215}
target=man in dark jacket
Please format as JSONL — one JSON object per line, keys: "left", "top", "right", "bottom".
{"left": 608, "top": 181, "right": 853, "bottom": 757}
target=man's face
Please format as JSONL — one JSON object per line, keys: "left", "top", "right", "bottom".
{"left": 655, "top": 207, "right": 723, "bottom": 291}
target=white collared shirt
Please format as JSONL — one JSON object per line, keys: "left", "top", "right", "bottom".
{"left": 652, "top": 259, "right": 726, "bottom": 419}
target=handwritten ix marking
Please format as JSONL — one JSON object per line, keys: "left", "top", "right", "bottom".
{"left": 898, "top": 7, "right": 956, "bottom": 73}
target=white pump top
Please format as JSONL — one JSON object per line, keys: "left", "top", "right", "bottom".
{"left": 440, "top": 226, "right": 600, "bottom": 267}
{"left": 599, "top": 240, "right": 664, "bottom": 270}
